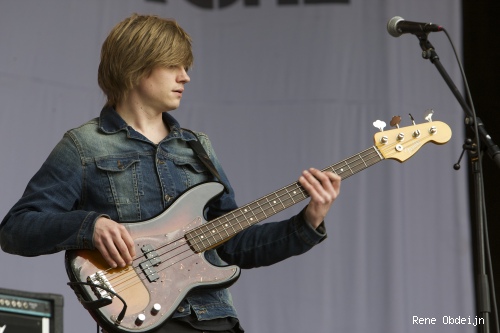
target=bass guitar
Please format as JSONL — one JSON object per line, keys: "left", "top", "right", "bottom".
{"left": 66, "top": 116, "right": 452, "bottom": 332}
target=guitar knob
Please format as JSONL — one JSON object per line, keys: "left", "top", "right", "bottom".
{"left": 151, "top": 303, "right": 161, "bottom": 315}
{"left": 429, "top": 126, "right": 437, "bottom": 134}
{"left": 397, "top": 133, "right": 405, "bottom": 141}
{"left": 135, "top": 314, "right": 146, "bottom": 326}
{"left": 380, "top": 136, "right": 388, "bottom": 144}
{"left": 413, "top": 130, "right": 421, "bottom": 138}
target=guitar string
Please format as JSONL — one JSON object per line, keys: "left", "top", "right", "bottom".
{"left": 154, "top": 129, "right": 433, "bottom": 257}
{"left": 100, "top": 145, "right": 388, "bottom": 292}
{"left": 122, "top": 145, "right": 383, "bottom": 269}
{"left": 183, "top": 144, "right": 397, "bottom": 252}
{"left": 98, "top": 132, "right": 433, "bottom": 296}
{"left": 184, "top": 146, "right": 386, "bottom": 251}
{"left": 99, "top": 146, "right": 386, "bottom": 293}
{"left": 101, "top": 134, "right": 433, "bottom": 297}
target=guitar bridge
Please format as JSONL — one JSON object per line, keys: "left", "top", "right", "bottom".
{"left": 87, "top": 271, "right": 115, "bottom": 300}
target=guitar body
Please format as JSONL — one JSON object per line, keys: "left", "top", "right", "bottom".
{"left": 65, "top": 182, "right": 240, "bottom": 333}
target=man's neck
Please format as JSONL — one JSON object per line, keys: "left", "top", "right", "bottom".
{"left": 115, "top": 102, "right": 170, "bottom": 144}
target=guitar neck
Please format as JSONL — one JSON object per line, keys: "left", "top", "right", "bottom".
{"left": 186, "top": 146, "right": 384, "bottom": 253}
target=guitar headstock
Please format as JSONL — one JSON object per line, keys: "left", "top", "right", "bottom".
{"left": 373, "top": 117, "right": 452, "bottom": 163}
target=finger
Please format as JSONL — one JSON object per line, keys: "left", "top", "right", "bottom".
{"left": 94, "top": 238, "right": 118, "bottom": 268}
{"left": 301, "top": 169, "right": 342, "bottom": 206}
{"left": 103, "top": 236, "right": 127, "bottom": 268}
{"left": 310, "top": 169, "right": 341, "bottom": 197}
{"left": 299, "top": 170, "right": 328, "bottom": 204}
{"left": 123, "top": 230, "right": 136, "bottom": 259}
{"left": 323, "top": 171, "right": 341, "bottom": 196}
{"left": 310, "top": 169, "right": 336, "bottom": 194}
{"left": 331, "top": 175, "right": 341, "bottom": 195}
{"left": 325, "top": 170, "right": 342, "bottom": 182}
{"left": 94, "top": 219, "right": 134, "bottom": 268}
{"left": 114, "top": 225, "right": 136, "bottom": 265}
{"left": 304, "top": 169, "right": 333, "bottom": 199}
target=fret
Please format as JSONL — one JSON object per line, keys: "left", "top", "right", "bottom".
{"left": 284, "top": 190, "right": 296, "bottom": 207}
{"left": 346, "top": 155, "right": 361, "bottom": 173}
{"left": 359, "top": 153, "right": 368, "bottom": 167}
{"left": 270, "top": 190, "right": 287, "bottom": 210}
{"left": 262, "top": 198, "right": 279, "bottom": 218}
{"left": 222, "top": 215, "right": 234, "bottom": 235}
{"left": 285, "top": 187, "right": 294, "bottom": 202}
{"left": 286, "top": 184, "right": 304, "bottom": 203}
{"left": 197, "top": 232, "right": 212, "bottom": 249}
{"left": 330, "top": 160, "right": 351, "bottom": 178}
{"left": 255, "top": 201, "right": 269, "bottom": 221}
{"left": 187, "top": 146, "right": 385, "bottom": 253}
{"left": 246, "top": 203, "right": 260, "bottom": 224}
{"left": 211, "top": 225, "right": 224, "bottom": 243}
{"left": 214, "top": 216, "right": 234, "bottom": 238}
{"left": 235, "top": 208, "right": 249, "bottom": 227}
{"left": 264, "top": 196, "right": 278, "bottom": 214}
{"left": 266, "top": 192, "right": 279, "bottom": 203}
{"left": 231, "top": 211, "right": 245, "bottom": 231}
{"left": 235, "top": 213, "right": 246, "bottom": 233}
{"left": 344, "top": 159, "right": 355, "bottom": 176}
{"left": 326, "top": 147, "right": 383, "bottom": 180}
{"left": 201, "top": 224, "right": 214, "bottom": 246}
{"left": 222, "top": 217, "right": 231, "bottom": 238}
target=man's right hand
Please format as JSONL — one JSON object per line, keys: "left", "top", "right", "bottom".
{"left": 93, "top": 217, "right": 136, "bottom": 268}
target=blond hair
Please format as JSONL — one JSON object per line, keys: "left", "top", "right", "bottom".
{"left": 98, "top": 14, "right": 193, "bottom": 106}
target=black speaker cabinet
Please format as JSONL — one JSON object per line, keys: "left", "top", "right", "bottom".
{"left": 0, "top": 288, "right": 63, "bottom": 333}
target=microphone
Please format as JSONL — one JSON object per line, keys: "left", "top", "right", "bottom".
{"left": 387, "top": 16, "right": 442, "bottom": 37}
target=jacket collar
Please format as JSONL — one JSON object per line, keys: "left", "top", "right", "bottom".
{"left": 98, "top": 106, "right": 195, "bottom": 141}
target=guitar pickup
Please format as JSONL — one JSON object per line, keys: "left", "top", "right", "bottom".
{"left": 139, "top": 261, "right": 159, "bottom": 282}
{"left": 142, "top": 244, "right": 161, "bottom": 266}
{"left": 141, "top": 245, "right": 161, "bottom": 266}
{"left": 140, "top": 244, "right": 161, "bottom": 282}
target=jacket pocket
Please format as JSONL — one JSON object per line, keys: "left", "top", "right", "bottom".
{"left": 171, "top": 157, "right": 211, "bottom": 188}
{"left": 95, "top": 154, "right": 143, "bottom": 221}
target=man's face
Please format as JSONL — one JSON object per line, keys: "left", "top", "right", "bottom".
{"left": 135, "top": 65, "right": 191, "bottom": 112}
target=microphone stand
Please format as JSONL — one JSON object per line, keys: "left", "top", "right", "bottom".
{"left": 414, "top": 32, "right": 500, "bottom": 333}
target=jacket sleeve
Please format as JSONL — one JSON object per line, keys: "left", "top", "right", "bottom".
{"left": 216, "top": 208, "right": 327, "bottom": 269}
{"left": 194, "top": 132, "right": 328, "bottom": 269}
{"left": 0, "top": 134, "right": 99, "bottom": 256}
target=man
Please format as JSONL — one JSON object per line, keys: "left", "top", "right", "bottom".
{"left": 0, "top": 14, "right": 341, "bottom": 332}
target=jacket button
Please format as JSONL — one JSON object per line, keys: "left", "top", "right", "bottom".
{"left": 164, "top": 195, "right": 172, "bottom": 202}
{"left": 177, "top": 306, "right": 185, "bottom": 313}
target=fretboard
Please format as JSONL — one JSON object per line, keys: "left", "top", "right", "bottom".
{"left": 186, "top": 146, "right": 384, "bottom": 253}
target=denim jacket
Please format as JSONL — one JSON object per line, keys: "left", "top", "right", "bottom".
{"left": 0, "top": 106, "right": 327, "bottom": 322}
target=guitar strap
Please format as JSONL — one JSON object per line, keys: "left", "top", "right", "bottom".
{"left": 183, "top": 128, "right": 230, "bottom": 193}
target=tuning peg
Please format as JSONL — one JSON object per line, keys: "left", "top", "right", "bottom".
{"left": 373, "top": 120, "right": 386, "bottom": 132}
{"left": 424, "top": 109, "right": 434, "bottom": 122}
{"left": 408, "top": 113, "right": 421, "bottom": 137}
{"left": 390, "top": 116, "right": 402, "bottom": 128}
{"left": 409, "top": 113, "right": 416, "bottom": 125}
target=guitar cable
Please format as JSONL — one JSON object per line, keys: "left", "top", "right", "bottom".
{"left": 67, "top": 281, "right": 128, "bottom": 328}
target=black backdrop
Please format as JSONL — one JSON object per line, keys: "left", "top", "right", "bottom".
{"left": 463, "top": 0, "right": 500, "bottom": 329}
